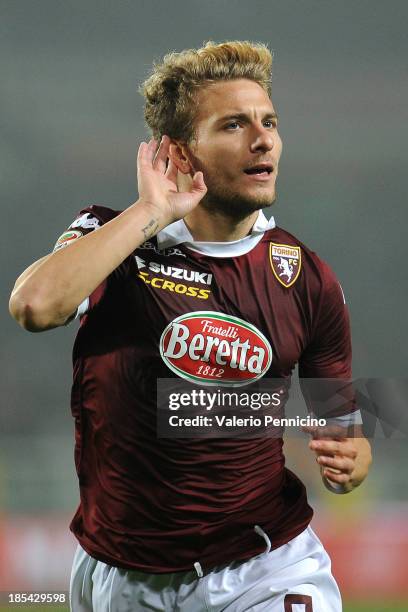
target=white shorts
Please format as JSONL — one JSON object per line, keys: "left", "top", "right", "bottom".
{"left": 69, "top": 526, "right": 342, "bottom": 611}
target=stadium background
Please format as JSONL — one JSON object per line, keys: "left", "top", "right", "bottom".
{"left": 1, "top": 1, "right": 407, "bottom": 610}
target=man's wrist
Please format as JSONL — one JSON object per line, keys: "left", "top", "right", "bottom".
{"left": 135, "top": 198, "right": 175, "bottom": 232}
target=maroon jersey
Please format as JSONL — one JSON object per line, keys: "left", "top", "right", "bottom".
{"left": 58, "top": 205, "right": 353, "bottom": 573}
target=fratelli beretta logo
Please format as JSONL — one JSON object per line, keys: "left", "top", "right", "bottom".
{"left": 160, "top": 311, "right": 273, "bottom": 386}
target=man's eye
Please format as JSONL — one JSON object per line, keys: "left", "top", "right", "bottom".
{"left": 264, "top": 120, "right": 277, "bottom": 128}
{"left": 225, "top": 122, "right": 240, "bottom": 130}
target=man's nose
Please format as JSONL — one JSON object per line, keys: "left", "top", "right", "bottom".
{"left": 249, "top": 126, "right": 275, "bottom": 153}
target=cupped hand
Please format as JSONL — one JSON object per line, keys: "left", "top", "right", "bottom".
{"left": 137, "top": 135, "right": 207, "bottom": 226}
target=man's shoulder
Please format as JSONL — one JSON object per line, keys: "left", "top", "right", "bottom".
{"left": 264, "top": 226, "right": 319, "bottom": 259}
{"left": 74, "top": 204, "right": 123, "bottom": 226}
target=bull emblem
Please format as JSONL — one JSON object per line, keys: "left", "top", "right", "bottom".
{"left": 277, "top": 257, "right": 293, "bottom": 282}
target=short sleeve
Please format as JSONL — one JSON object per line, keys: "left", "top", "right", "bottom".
{"left": 299, "top": 263, "right": 358, "bottom": 420}
{"left": 53, "top": 206, "right": 119, "bottom": 321}
{"left": 53, "top": 211, "right": 102, "bottom": 252}
{"left": 299, "top": 265, "right": 351, "bottom": 379}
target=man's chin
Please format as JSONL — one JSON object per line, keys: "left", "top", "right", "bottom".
{"left": 201, "top": 189, "right": 276, "bottom": 220}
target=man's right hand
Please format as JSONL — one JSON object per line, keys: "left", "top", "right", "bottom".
{"left": 137, "top": 135, "right": 207, "bottom": 226}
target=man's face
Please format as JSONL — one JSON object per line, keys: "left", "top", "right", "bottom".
{"left": 183, "top": 78, "right": 282, "bottom": 220}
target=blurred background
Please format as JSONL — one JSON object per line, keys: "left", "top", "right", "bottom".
{"left": 1, "top": 1, "right": 407, "bottom": 610}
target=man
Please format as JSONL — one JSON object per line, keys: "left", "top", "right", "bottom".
{"left": 9, "top": 41, "right": 371, "bottom": 611}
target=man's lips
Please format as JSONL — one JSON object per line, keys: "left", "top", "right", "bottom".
{"left": 243, "top": 162, "right": 274, "bottom": 175}
{"left": 244, "top": 172, "right": 273, "bottom": 182}
{"left": 243, "top": 163, "right": 275, "bottom": 181}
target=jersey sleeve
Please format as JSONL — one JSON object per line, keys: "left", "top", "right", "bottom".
{"left": 299, "top": 263, "right": 351, "bottom": 379}
{"left": 53, "top": 211, "right": 102, "bottom": 252}
{"left": 52, "top": 205, "right": 119, "bottom": 320}
{"left": 299, "top": 262, "right": 360, "bottom": 421}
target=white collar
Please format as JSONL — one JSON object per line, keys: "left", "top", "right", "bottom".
{"left": 156, "top": 211, "right": 276, "bottom": 258}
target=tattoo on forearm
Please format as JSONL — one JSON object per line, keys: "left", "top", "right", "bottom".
{"left": 141, "top": 218, "right": 159, "bottom": 240}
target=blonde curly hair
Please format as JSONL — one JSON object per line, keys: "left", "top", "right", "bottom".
{"left": 141, "top": 40, "right": 273, "bottom": 143}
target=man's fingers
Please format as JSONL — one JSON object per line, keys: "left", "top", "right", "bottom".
{"left": 153, "top": 135, "right": 170, "bottom": 173}
{"left": 317, "top": 455, "right": 354, "bottom": 474}
{"left": 309, "top": 438, "right": 357, "bottom": 458}
{"left": 165, "top": 158, "right": 179, "bottom": 184}
{"left": 138, "top": 136, "right": 171, "bottom": 174}
{"left": 146, "top": 138, "right": 158, "bottom": 163}
{"left": 309, "top": 439, "right": 342, "bottom": 454}
{"left": 137, "top": 141, "right": 148, "bottom": 168}
{"left": 137, "top": 139, "right": 158, "bottom": 170}
{"left": 137, "top": 140, "right": 206, "bottom": 215}
{"left": 191, "top": 171, "right": 207, "bottom": 195}
{"left": 322, "top": 470, "right": 350, "bottom": 484}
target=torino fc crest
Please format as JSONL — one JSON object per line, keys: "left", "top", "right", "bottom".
{"left": 269, "top": 243, "right": 302, "bottom": 288}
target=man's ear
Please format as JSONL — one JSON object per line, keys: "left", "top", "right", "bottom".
{"left": 169, "top": 142, "right": 192, "bottom": 175}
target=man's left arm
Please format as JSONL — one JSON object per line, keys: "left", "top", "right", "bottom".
{"left": 299, "top": 261, "right": 372, "bottom": 494}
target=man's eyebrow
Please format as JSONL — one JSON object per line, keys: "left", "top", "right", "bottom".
{"left": 215, "top": 111, "right": 278, "bottom": 124}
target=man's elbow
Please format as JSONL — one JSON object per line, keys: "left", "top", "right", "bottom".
{"left": 9, "top": 291, "right": 67, "bottom": 332}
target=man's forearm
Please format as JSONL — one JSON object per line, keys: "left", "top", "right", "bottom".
{"left": 9, "top": 199, "right": 168, "bottom": 331}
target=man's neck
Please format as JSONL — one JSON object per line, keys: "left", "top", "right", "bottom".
{"left": 183, "top": 207, "right": 259, "bottom": 242}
